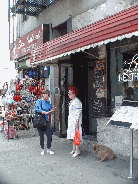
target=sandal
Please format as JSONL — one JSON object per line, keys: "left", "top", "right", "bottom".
{"left": 69, "top": 150, "right": 75, "bottom": 154}
{"left": 41, "top": 151, "right": 44, "bottom": 155}
{"left": 72, "top": 151, "right": 80, "bottom": 157}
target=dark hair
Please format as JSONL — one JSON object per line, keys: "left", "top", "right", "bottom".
{"left": 125, "top": 87, "right": 134, "bottom": 97}
{"left": 41, "top": 89, "right": 50, "bottom": 96}
{"left": 68, "top": 86, "right": 79, "bottom": 96}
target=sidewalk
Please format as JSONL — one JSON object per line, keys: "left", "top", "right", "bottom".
{"left": 0, "top": 127, "right": 138, "bottom": 184}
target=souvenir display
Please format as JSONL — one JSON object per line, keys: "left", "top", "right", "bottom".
{"left": 0, "top": 66, "right": 48, "bottom": 139}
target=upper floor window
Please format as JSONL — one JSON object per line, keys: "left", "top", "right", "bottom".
{"left": 22, "top": 14, "right": 29, "bottom": 22}
{"left": 52, "top": 17, "right": 72, "bottom": 39}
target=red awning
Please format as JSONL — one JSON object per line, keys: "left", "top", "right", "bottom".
{"left": 30, "top": 5, "right": 138, "bottom": 65}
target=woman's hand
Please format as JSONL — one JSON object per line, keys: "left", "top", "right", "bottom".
{"left": 75, "top": 120, "right": 79, "bottom": 129}
{"left": 51, "top": 106, "right": 56, "bottom": 112}
{"left": 42, "top": 111, "right": 49, "bottom": 115}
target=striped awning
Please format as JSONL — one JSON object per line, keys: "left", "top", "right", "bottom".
{"left": 30, "top": 5, "right": 138, "bottom": 65}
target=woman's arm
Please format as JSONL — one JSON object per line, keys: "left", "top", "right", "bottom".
{"left": 35, "top": 100, "right": 55, "bottom": 114}
{"left": 35, "top": 99, "right": 49, "bottom": 114}
{"left": 75, "top": 100, "right": 82, "bottom": 129}
{"left": 35, "top": 99, "right": 43, "bottom": 113}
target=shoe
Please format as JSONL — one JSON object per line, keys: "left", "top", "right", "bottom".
{"left": 72, "top": 151, "right": 80, "bottom": 157}
{"left": 47, "top": 150, "right": 54, "bottom": 155}
{"left": 41, "top": 151, "right": 44, "bottom": 155}
{"left": 69, "top": 151, "right": 75, "bottom": 154}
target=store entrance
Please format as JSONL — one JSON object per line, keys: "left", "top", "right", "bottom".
{"left": 71, "top": 52, "right": 93, "bottom": 134}
{"left": 71, "top": 52, "right": 98, "bottom": 136}
{"left": 73, "top": 59, "right": 89, "bottom": 134}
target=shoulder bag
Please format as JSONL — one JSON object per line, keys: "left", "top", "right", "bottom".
{"left": 33, "top": 100, "right": 46, "bottom": 128}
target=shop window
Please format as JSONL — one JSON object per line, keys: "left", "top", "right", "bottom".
{"left": 22, "top": 14, "right": 29, "bottom": 22}
{"left": 110, "top": 48, "right": 138, "bottom": 115}
{"left": 43, "top": 24, "right": 52, "bottom": 43}
{"left": 122, "top": 52, "right": 138, "bottom": 101}
{"left": 40, "top": 66, "right": 50, "bottom": 78}
{"left": 52, "top": 18, "right": 72, "bottom": 39}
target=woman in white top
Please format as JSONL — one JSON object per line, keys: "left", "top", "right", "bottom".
{"left": 67, "top": 86, "right": 82, "bottom": 157}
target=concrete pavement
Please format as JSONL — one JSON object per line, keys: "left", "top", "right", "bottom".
{"left": 0, "top": 127, "right": 138, "bottom": 184}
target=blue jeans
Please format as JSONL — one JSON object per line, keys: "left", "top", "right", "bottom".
{"left": 37, "top": 122, "right": 52, "bottom": 149}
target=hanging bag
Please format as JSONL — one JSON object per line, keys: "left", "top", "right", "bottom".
{"left": 74, "top": 128, "right": 81, "bottom": 145}
{"left": 33, "top": 100, "right": 46, "bottom": 128}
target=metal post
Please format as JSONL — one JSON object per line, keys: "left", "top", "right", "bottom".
{"left": 121, "top": 128, "right": 137, "bottom": 181}
{"left": 127, "top": 129, "right": 134, "bottom": 180}
{"left": 59, "top": 63, "right": 62, "bottom": 138}
{"left": 8, "top": 0, "right": 10, "bottom": 50}
{"left": 13, "top": 0, "right": 14, "bottom": 45}
{"left": 3, "top": 117, "right": 4, "bottom": 137}
{"left": 8, "top": 122, "right": 9, "bottom": 141}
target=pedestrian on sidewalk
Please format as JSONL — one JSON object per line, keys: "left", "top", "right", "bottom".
{"left": 67, "top": 86, "right": 82, "bottom": 157}
{"left": 35, "top": 89, "right": 56, "bottom": 155}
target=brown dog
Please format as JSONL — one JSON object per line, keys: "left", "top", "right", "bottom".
{"left": 93, "top": 144, "right": 115, "bottom": 162}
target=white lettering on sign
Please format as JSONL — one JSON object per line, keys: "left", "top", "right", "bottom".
{"left": 119, "top": 72, "right": 138, "bottom": 82}
{"left": 27, "top": 31, "right": 41, "bottom": 44}
{"left": 11, "top": 25, "right": 42, "bottom": 60}
{"left": 22, "top": 43, "right": 37, "bottom": 54}
{"left": 18, "top": 40, "right": 25, "bottom": 49}
{"left": 118, "top": 54, "right": 138, "bottom": 82}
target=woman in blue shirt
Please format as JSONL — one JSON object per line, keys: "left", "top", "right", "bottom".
{"left": 35, "top": 89, "right": 55, "bottom": 155}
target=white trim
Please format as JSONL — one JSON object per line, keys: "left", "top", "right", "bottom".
{"left": 31, "top": 31, "right": 138, "bottom": 65}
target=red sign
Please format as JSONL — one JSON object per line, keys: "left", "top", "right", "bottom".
{"left": 10, "top": 25, "right": 43, "bottom": 60}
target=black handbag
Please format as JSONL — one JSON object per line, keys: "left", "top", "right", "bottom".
{"left": 33, "top": 100, "right": 46, "bottom": 128}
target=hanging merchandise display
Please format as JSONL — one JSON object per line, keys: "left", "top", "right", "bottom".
{"left": 1, "top": 66, "right": 50, "bottom": 139}
{"left": 13, "top": 92, "right": 21, "bottom": 102}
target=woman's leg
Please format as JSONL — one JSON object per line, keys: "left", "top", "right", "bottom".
{"left": 69, "top": 141, "right": 76, "bottom": 154}
{"left": 45, "top": 122, "right": 52, "bottom": 150}
{"left": 37, "top": 127, "right": 45, "bottom": 150}
{"left": 76, "top": 145, "right": 80, "bottom": 153}
{"left": 72, "top": 145, "right": 80, "bottom": 157}
{"left": 73, "top": 143, "right": 76, "bottom": 152}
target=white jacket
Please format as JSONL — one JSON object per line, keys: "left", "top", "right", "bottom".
{"left": 67, "top": 97, "right": 82, "bottom": 140}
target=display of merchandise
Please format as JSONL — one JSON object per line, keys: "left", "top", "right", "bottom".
{"left": 4, "top": 126, "right": 18, "bottom": 139}
{"left": 0, "top": 66, "right": 49, "bottom": 139}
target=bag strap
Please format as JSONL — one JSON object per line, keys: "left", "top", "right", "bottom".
{"left": 41, "top": 99, "right": 43, "bottom": 111}
{"left": 36, "top": 99, "right": 43, "bottom": 113}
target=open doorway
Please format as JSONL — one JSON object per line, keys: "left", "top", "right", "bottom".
{"left": 71, "top": 52, "right": 97, "bottom": 135}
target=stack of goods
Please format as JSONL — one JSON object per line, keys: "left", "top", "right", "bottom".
{"left": 5, "top": 109, "right": 17, "bottom": 122}
{"left": 4, "top": 126, "right": 18, "bottom": 139}
{"left": 0, "top": 120, "right": 5, "bottom": 133}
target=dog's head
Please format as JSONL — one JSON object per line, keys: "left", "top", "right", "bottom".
{"left": 93, "top": 144, "right": 98, "bottom": 154}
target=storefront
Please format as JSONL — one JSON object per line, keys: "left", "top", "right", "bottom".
{"left": 30, "top": 5, "right": 138, "bottom": 154}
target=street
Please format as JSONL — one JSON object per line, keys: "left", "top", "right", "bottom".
{"left": 0, "top": 127, "right": 138, "bottom": 184}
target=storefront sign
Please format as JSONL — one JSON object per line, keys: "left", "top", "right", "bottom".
{"left": 94, "top": 59, "right": 105, "bottom": 89}
{"left": 92, "top": 97, "right": 106, "bottom": 117}
{"left": 118, "top": 71, "right": 138, "bottom": 82}
{"left": 118, "top": 54, "right": 138, "bottom": 82}
{"left": 10, "top": 25, "right": 43, "bottom": 60}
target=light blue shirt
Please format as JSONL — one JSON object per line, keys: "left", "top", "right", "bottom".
{"left": 35, "top": 98, "right": 52, "bottom": 121}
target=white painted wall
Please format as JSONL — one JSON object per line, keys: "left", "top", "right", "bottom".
{"left": 72, "top": 0, "right": 138, "bottom": 30}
